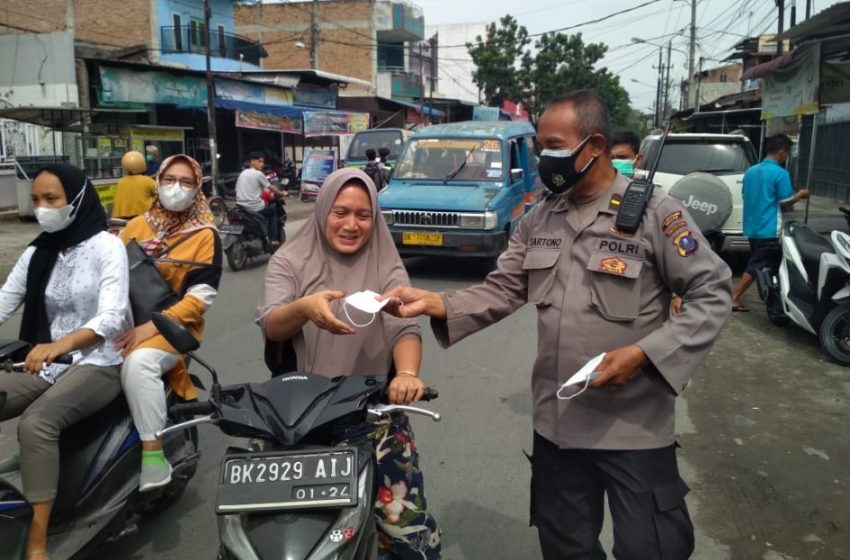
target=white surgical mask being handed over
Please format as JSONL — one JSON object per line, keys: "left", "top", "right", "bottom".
{"left": 34, "top": 185, "right": 85, "bottom": 233}
{"left": 157, "top": 177, "right": 198, "bottom": 212}
{"left": 343, "top": 290, "right": 391, "bottom": 328}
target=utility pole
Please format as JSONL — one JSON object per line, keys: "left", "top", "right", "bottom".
{"left": 418, "top": 42, "right": 425, "bottom": 123}
{"left": 203, "top": 0, "right": 219, "bottom": 194}
{"left": 655, "top": 46, "right": 663, "bottom": 127}
{"left": 694, "top": 56, "right": 704, "bottom": 112}
{"left": 806, "top": 0, "right": 812, "bottom": 19}
{"left": 310, "top": 0, "right": 319, "bottom": 69}
{"left": 777, "top": 0, "right": 786, "bottom": 55}
{"left": 663, "top": 40, "right": 672, "bottom": 120}
{"left": 688, "top": 0, "right": 697, "bottom": 108}
{"left": 429, "top": 34, "right": 438, "bottom": 123}
{"left": 791, "top": 0, "right": 797, "bottom": 27}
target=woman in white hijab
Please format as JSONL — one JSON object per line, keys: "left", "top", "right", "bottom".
{"left": 257, "top": 168, "right": 441, "bottom": 559}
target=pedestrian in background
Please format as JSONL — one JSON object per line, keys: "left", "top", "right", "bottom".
{"left": 363, "top": 148, "right": 387, "bottom": 191}
{"left": 731, "top": 134, "right": 810, "bottom": 312}
{"left": 112, "top": 151, "right": 157, "bottom": 219}
{"left": 610, "top": 130, "right": 643, "bottom": 177}
{"left": 145, "top": 145, "right": 162, "bottom": 177}
{"left": 382, "top": 90, "right": 731, "bottom": 560}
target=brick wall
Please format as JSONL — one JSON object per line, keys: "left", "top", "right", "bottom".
{"left": 0, "top": 0, "right": 151, "bottom": 49}
{"left": 0, "top": 0, "right": 66, "bottom": 34}
{"left": 235, "top": 0, "right": 375, "bottom": 84}
{"left": 75, "top": 0, "right": 152, "bottom": 48}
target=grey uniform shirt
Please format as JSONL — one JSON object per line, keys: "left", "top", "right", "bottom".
{"left": 235, "top": 168, "right": 271, "bottom": 212}
{"left": 432, "top": 173, "right": 732, "bottom": 450}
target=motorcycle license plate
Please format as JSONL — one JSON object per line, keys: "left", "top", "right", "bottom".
{"left": 219, "top": 224, "right": 244, "bottom": 235}
{"left": 215, "top": 448, "right": 358, "bottom": 513}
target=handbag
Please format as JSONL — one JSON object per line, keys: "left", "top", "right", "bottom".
{"left": 126, "top": 230, "right": 209, "bottom": 325}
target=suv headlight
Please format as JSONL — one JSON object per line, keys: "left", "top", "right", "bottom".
{"left": 459, "top": 212, "right": 498, "bottom": 229}
{"left": 381, "top": 210, "right": 395, "bottom": 225}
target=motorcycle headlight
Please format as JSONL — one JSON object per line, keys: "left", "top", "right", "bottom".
{"left": 381, "top": 210, "right": 395, "bottom": 225}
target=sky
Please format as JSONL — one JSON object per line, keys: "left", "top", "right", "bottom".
{"left": 415, "top": 0, "right": 844, "bottom": 113}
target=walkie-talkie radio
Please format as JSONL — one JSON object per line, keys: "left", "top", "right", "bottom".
{"left": 614, "top": 124, "right": 672, "bottom": 234}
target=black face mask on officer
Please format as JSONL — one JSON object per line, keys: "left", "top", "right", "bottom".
{"left": 538, "top": 135, "right": 597, "bottom": 195}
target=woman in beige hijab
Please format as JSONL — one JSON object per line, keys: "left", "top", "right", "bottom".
{"left": 257, "top": 168, "right": 441, "bottom": 558}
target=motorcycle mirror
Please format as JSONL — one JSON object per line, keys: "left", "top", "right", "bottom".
{"left": 151, "top": 312, "right": 200, "bottom": 354}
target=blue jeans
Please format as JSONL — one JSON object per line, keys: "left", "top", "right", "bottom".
{"left": 260, "top": 203, "right": 281, "bottom": 242}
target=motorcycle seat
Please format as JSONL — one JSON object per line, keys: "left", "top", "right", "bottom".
{"left": 789, "top": 222, "right": 833, "bottom": 284}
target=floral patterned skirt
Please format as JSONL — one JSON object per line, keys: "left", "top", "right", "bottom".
{"left": 337, "top": 413, "right": 442, "bottom": 560}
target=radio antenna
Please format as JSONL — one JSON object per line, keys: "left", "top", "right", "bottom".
{"left": 647, "top": 122, "right": 673, "bottom": 183}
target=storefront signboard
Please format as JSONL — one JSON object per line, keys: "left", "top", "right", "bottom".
{"left": 303, "top": 112, "right": 369, "bottom": 137}
{"left": 295, "top": 83, "right": 338, "bottom": 109}
{"left": 301, "top": 148, "right": 337, "bottom": 184}
{"left": 216, "top": 79, "right": 294, "bottom": 105}
{"left": 99, "top": 66, "right": 207, "bottom": 107}
{"left": 235, "top": 109, "right": 303, "bottom": 134}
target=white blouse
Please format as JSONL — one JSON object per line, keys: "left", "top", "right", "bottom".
{"left": 0, "top": 231, "right": 132, "bottom": 383}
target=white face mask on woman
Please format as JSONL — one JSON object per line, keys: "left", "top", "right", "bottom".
{"left": 157, "top": 182, "right": 197, "bottom": 212}
{"left": 34, "top": 187, "right": 85, "bottom": 233}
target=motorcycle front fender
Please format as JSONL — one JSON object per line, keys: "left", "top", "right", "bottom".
{"left": 218, "top": 461, "right": 376, "bottom": 560}
{"left": 832, "top": 285, "right": 850, "bottom": 303}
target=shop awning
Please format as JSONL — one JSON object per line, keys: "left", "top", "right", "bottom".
{"left": 214, "top": 98, "right": 304, "bottom": 119}
{"left": 377, "top": 96, "right": 445, "bottom": 118}
{"left": 0, "top": 106, "right": 146, "bottom": 131}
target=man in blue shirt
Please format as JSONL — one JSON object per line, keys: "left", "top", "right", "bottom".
{"left": 731, "top": 134, "right": 810, "bottom": 311}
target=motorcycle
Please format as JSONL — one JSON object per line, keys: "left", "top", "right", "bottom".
{"left": 0, "top": 340, "right": 204, "bottom": 560}
{"left": 279, "top": 160, "right": 300, "bottom": 193}
{"left": 219, "top": 169, "right": 288, "bottom": 271}
{"left": 147, "top": 312, "right": 441, "bottom": 560}
{"left": 221, "top": 202, "right": 285, "bottom": 272}
{"left": 756, "top": 220, "right": 850, "bottom": 365}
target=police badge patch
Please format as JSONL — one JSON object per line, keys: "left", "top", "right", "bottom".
{"left": 599, "top": 256, "right": 628, "bottom": 275}
{"left": 673, "top": 230, "right": 699, "bottom": 257}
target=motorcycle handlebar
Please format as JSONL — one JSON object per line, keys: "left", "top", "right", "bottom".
{"left": 170, "top": 401, "right": 215, "bottom": 417}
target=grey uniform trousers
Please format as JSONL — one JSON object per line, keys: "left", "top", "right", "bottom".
{"left": 0, "top": 363, "right": 122, "bottom": 502}
{"left": 530, "top": 432, "right": 695, "bottom": 560}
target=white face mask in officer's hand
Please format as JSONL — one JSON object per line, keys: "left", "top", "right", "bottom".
{"left": 342, "top": 290, "right": 390, "bottom": 328}
{"left": 556, "top": 353, "right": 605, "bottom": 400}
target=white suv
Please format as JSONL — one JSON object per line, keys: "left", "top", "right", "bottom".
{"left": 637, "top": 132, "right": 758, "bottom": 252}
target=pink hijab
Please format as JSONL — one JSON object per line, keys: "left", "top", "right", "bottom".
{"left": 256, "top": 168, "right": 419, "bottom": 377}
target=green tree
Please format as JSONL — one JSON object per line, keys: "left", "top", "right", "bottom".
{"left": 522, "top": 32, "right": 633, "bottom": 128}
{"left": 466, "top": 15, "right": 530, "bottom": 107}
{"left": 467, "top": 16, "right": 639, "bottom": 132}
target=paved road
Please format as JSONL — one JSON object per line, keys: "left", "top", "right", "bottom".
{"left": 1, "top": 220, "right": 849, "bottom": 559}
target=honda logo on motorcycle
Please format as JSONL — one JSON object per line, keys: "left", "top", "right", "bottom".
{"left": 280, "top": 375, "right": 309, "bottom": 382}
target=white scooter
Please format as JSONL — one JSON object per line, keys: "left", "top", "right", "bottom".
{"left": 757, "top": 220, "right": 850, "bottom": 365}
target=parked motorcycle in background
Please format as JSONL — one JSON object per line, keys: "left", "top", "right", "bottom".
{"left": 757, "top": 220, "right": 850, "bottom": 365}
{"left": 147, "top": 313, "right": 440, "bottom": 560}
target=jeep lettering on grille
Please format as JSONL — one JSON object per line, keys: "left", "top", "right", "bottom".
{"left": 684, "top": 195, "right": 718, "bottom": 216}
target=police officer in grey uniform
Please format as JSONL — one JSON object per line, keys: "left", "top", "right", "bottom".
{"left": 383, "top": 90, "right": 732, "bottom": 559}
